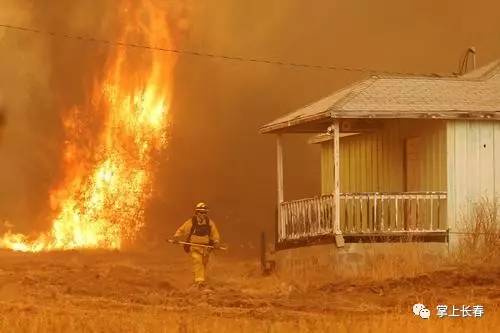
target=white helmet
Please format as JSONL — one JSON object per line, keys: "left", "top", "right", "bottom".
{"left": 195, "top": 202, "right": 209, "bottom": 213}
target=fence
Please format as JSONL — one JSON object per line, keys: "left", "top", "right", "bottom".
{"left": 278, "top": 191, "right": 447, "bottom": 242}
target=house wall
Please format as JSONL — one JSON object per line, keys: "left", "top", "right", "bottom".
{"left": 320, "top": 119, "right": 447, "bottom": 194}
{"left": 319, "top": 119, "right": 447, "bottom": 230}
{"left": 446, "top": 120, "right": 500, "bottom": 230}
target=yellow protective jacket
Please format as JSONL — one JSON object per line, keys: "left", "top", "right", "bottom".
{"left": 174, "top": 217, "right": 220, "bottom": 245}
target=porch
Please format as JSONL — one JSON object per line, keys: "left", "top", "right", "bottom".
{"left": 277, "top": 191, "right": 448, "bottom": 249}
{"left": 272, "top": 119, "right": 449, "bottom": 249}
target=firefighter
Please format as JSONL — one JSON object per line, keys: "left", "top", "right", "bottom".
{"left": 172, "top": 202, "right": 221, "bottom": 289}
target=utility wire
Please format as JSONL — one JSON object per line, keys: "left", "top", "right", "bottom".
{"left": 0, "top": 23, "right": 448, "bottom": 77}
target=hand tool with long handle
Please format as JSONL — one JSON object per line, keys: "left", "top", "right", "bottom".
{"left": 166, "top": 239, "right": 228, "bottom": 250}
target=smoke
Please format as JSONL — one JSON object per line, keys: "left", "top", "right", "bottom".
{"left": 1, "top": 0, "right": 500, "bottom": 250}
{"left": 0, "top": 0, "right": 57, "bottom": 232}
{"left": 0, "top": 96, "right": 4, "bottom": 129}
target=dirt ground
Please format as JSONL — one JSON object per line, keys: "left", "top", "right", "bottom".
{"left": 0, "top": 247, "right": 498, "bottom": 332}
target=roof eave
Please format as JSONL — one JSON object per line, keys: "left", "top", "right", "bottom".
{"left": 259, "top": 111, "right": 332, "bottom": 134}
{"left": 260, "top": 110, "right": 500, "bottom": 134}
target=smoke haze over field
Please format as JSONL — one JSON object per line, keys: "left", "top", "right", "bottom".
{"left": 1, "top": 0, "right": 500, "bottom": 248}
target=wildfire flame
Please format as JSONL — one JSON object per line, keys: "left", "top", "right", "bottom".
{"left": 0, "top": 1, "right": 176, "bottom": 252}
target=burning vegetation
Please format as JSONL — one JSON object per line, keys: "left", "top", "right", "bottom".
{"left": 0, "top": 1, "right": 176, "bottom": 252}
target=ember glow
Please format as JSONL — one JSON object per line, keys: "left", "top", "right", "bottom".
{"left": 0, "top": 1, "right": 176, "bottom": 252}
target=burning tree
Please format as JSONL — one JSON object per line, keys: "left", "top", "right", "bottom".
{"left": 0, "top": 1, "right": 177, "bottom": 252}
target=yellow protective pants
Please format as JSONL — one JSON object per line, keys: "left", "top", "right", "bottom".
{"left": 190, "top": 247, "right": 210, "bottom": 283}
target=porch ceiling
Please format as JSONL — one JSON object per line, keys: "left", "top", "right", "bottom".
{"left": 260, "top": 60, "right": 500, "bottom": 134}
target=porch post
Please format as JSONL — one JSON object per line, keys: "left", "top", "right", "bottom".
{"left": 276, "top": 135, "right": 284, "bottom": 239}
{"left": 332, "top": 120, "right": 341, "bottom": 236}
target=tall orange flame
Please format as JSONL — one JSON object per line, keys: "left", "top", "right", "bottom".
{"left": 0, "top": 1, "right": 176, "bottom": 252}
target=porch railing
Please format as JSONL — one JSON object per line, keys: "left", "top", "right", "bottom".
{"left": 278, "top": 191, "right": 447, "bottom": 242}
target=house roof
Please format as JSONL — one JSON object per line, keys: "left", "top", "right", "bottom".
{"left": 260, "top": 60, "right": 500, "bottom": 134}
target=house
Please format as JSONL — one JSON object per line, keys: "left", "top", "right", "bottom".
{"left": 260, "top": 60, "right": 500, "bottom": 256}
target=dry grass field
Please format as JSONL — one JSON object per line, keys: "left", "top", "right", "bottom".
{"left": 0, "top": 202, "right": 498, "bottom": 332}
{"left": 0, "top": 240, "right": 498, "bottom": 333}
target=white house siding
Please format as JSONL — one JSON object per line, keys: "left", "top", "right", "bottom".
{"left": 447, "top": 120, "right": 500, "bottom": 230}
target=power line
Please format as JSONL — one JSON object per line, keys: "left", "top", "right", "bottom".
{"left": 0, "top": 23, "right": 447, "bottom": 77}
